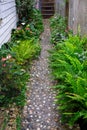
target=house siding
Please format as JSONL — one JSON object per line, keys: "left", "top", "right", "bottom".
{"left": 0, "top": 0, "right": 17, "bottom": 47}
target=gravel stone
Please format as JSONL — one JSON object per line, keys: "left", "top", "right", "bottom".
{"left": 21, "top": 20, "right": 80, "bottom": 130}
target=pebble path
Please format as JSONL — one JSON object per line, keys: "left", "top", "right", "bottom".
{"left": 21, "top": 20, "right": 60, "bottom": 130}
{"left": 21, "top": 20, "right": 80, "bottom": 130}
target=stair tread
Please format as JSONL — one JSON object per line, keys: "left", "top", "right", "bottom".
{"left": 41, "top": 1, "right": 54, "bottom": 18}
{"left": 41, "top": 2, "right": 54, "bottom": 4}
{"left": 42, "top": 14, "right": 54, "bottom": 15}
{"left": 41, "top": 5, "right": 54, "bottom": 7}
{"left": 41, "top": 9, "right": 54, "bottom": 12}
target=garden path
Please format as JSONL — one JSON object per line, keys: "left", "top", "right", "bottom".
{"left": 21, "top": 20, "right": 80, "bottom": 130}
{"left": 22, "top": 20, "right": 60, "bottom": 130}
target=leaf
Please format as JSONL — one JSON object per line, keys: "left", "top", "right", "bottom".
{"left": 66, "top": 93, "right": 85, "bottom": 102}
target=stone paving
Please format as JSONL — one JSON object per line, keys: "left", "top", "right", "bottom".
{"left": 21, "top": 20, "right": 80, "bottom": 130}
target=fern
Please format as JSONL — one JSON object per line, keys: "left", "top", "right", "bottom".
{"left": 11, "top": 39, "right": 41, "bottom": 64}
{"left": 49, "top": 34, "right": 87, "bottom": 127}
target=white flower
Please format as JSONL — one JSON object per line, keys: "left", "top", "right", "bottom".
{"left": 21, "top": 23, "right": 25, "bottom": 25}
{"left": 6, "top": 54, "right": 12, "bottom": 60}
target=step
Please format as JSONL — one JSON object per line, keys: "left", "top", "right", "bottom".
{"left": 41, "top": 5, "right": 54, "bottom": 7}
{"left": 41, "top": 9, "right": 54, "bottom": 12}
{"left": 41, "top": 8, "right": 54, "bottom": 10}
{"left": 41, "top": 2, "right": 54, "bottom": 5}
{"left": 41, "top": 0, "right": 54, "bottom": 2}
{"left": 41, "top": 2, "right": 54, "bottom": 4}
{"left": 42, "top": 13, "right": 54, "bottom": 15}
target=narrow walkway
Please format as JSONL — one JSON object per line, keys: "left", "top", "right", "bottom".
{"left": 22, "top": 20, "right": 59, "bottom": 130}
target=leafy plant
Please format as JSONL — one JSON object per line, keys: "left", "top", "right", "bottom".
{"left": 49, "top": 35, "right": 87, "bottom": 128}
{"left": 31, "top": 9, "right": 44, "bottom": 34}
{"left": 50, "top": 14, "right": 72, "bottom": 44}
{"left": 11, "top": 26, "right": 35, "bottom": 40}
{"left": 15, "top": 0, "right": 35, "bottom": 22}
{"left": 0, "top": 49, "right": 29, "bottom": 106}
{"left": 11, "top": 17, "right": 43, "bottom": 41}
{"left": 16, "top": 115, "right": 21, "bottom": 130}
{"left": 11, "top": 39, "right": 41, "bottom": 64}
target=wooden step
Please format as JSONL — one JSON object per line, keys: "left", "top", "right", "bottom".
{"left": 42, "top": 9, "right": 54, "bottom": 12}
{"left": 41, "top": 1, "right": 55, "bottom": 18}
{"left": 41, "top": 2, "right": 54, "bottom": 4}
{"left": 41, "top": 0, "right": 54, "bottom": 2}
{"left": 42, "top": 13, "right": 54, "bottom": 16}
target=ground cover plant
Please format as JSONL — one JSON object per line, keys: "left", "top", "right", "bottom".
{"left": 49, "top": 34, "right": 87, "bottom": 130}
{"left": 31, "top": 9, "right": 44, "bottom": 35}
{"left": 50, "top": 14, "right": 71, "bottom": 44}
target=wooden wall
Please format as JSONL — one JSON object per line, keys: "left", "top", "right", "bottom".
{"left": 0, "top": 0, "right": 17, "bottom": 47}
{"left": 55, "top": 0, "right": 66, "bottom": 17}
{"left": 69, "top": 0, "right": 87, "bottom": 35}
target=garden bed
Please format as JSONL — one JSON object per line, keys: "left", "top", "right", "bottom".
{"left": 0, "top": 5, "right": 43, "bottom": 129}
{"left": 49, "top": 14, "right": 87, "bottom": 130}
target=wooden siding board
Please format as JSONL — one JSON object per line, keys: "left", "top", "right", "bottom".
{"left": 0, "top": 14, "right": 17, "bottom": 36}
{"left": 1, "top": 7, "right": 16, "bottom": 19}
{"left": 0, "top": 0, "right": 17, "bottom": 46}
{"left": 0, "top": 11, "right": 17, "bottom": 29}
{"left": 0, "top": 19, "right": 16, "bottom": 46}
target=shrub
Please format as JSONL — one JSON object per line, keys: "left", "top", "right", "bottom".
{"left": 12, "top": 17, "right": 43, "bottom": 41}
{"left": 11, "top": 25, "right": 35, "bottom": 40}
{"left": 0, "top": 49, "right": 29, "bottom": 107}
{"left": 11, "top": 9, "right": 43, "bottom": 41}
{"left": 15, "top": 0, "right": 35, "bottom": 22}
{"left": 49, "top": 35, "right": 87, "bottom": 127}
{"left": 50, "top": 15, "right": 66, "bottom": 32}
{"left": 50, "top": 14, "right": 71, "bottom": 44}
{"left": 0, "top": 37, "right": 41, "bottom": 107}
{"left": 15, "top": 0, "right": 44, "bottom": 34}
{"left": 31, "top": 9, "right": 44, "bottom": 34}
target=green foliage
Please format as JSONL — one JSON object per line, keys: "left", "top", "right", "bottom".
{"left": 16, "top": 115, "right": 21, "bottom": 130}
{"left": 15, "top": 0, "right": 34, "bottom": 22}
{"left": 49, "top": 35, "right": 87, "bottom": 126}
{"left": 1, "top": 112, "right": 8, "bottom": 130}
{"left": 0, "top": 8, "right": 43, "bottom": 107}
{"left": 11, "top": 9, "right": 43, "bottom": 41}
{"left": 0, "top": 5, "right": 43, "bottom": 130}
{"left": 15, "top": 0, "right": 43, "bottom": 36}
{"left": 0, "top": 36, "right": 41, "bottom": 107}
{"left": 50, "top": 14, "right": 66, "bottom": 31}
{"left": 0, "top": 48, "right": 29, "bottom": 106}
{"left": 50, "top": 14, "right": 72, "bottom": 44}
{"left": 11, "top": 39, "right": 41, "bottom": 64}
{"left": 31, "top": 9, "right": 44, "bottom": 35}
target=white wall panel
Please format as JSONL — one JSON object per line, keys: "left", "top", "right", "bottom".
{"left": 0, "top": 0, "right": 17, "bottom": 46}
